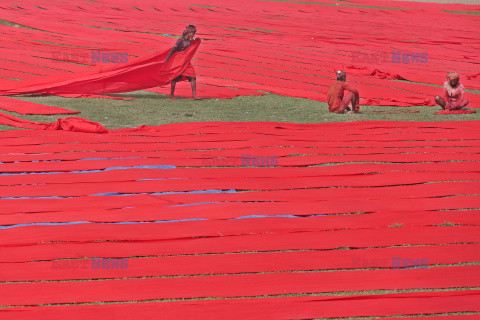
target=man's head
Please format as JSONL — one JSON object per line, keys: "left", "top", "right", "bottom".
{"left": 183, "top": 25, "right": 197, "bottom": 39}
{"left": 336, "top": 71, "right": 347, "bottom": 82}
{"left": 446, "top": 72, "right": 460, "bottom": 87}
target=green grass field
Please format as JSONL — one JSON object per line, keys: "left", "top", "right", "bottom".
{"left": 2, "top": 89, "right": 479, "bottom": 131}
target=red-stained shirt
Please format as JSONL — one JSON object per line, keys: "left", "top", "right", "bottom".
{"left": 173, "top": 37, "right": 192, "bottom": 52}
{"left": 327, "top": 81, "right": 359, "bottom": 112}
{"left": 443, "top": 81, "right": 465, "bottom": 110}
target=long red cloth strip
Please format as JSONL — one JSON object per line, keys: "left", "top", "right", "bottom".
{"left": 1, "top": 266, "right": 479, "bottom": 305}
{"left": 0, "top": 96, "right": 80, "bottom": 115}
{"left": 1, "top": 119, "right": 479, "bottom": 315}
{"left": 2, "top": 244, "right": 478, "bottom": 282}
{"left": 2, "top": 292, "right": 479, "bottom": 320}
{"left": 0, "top": 113, "right": 108, "bottom": 133}
{"left": 0, "top": 40, "right": 200, "bottom": 95}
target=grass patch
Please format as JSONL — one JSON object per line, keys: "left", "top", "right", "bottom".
{"left": 0, "top": 19, "right": 43, "bottom": 31}
{"left": 437, "top": 222, "right": 461, "bottom": 227}
{"left": 257, "top": 0, "right": 402, "bottom": 10}
{"left": 2, "top": 92, "right": 480, "bottom": 131}
{"left": 443, "top": 10, "right": 480, "bottom": 16}
{"left": 389, "top": 223, "right": 403, "bottom": 228}
{"left": 191, "top": 4, "right": 216, "bottom": 8}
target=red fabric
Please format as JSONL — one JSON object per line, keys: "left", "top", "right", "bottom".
{"left": 435, "top": 110, "right": 476, "bottom": 115}
{"left": 2, "top": 244, "right": 478, "bottom": 281}
{"left": 0, "top": 112, "right": 108, "bottom": 133}
{"left": 1, "top": 120, "right": 479, "bottom": 317}
{"left": 368, "top": 110, "right": 420, "bottom": 114}
{"left": 57, "top": 93, "right": 134, "bottom": 100}
{"left": 361, "top": 97, "right": 433, "bottom": 107}
{"left": 2, "top": 292, "right": 480, "bottom": 320}
{"left": 0, "top": 39, "right": 201, "bottom": 95}
{"left": 177, "top": 63, "right": 196, "bottom": 81}
{"left": 1, "top": 265, "right": 479, "bottom": 305}
{"left": 0, "top": 96, "right": 79, "bottom": 115}
{"left": 0, "top": 0, "right": 479, "bottom": 107}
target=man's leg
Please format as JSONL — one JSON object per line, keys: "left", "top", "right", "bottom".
{"left": 434, "top": 95, "right": 446, "bottom": 109}
{"left": 340, "top": 92, "right": 355, "bottom": 114}
{"left": 189, "top": 77, "right": 199, "bottom": 100}
{"left": 352, "top": 92, "right": 360, "bottom": 113}
{"left": 460, "top": 99, "right": 470, "bottom": 108}
{"left": 170, "top": 78, "right": 178, "bottom": 100}
{"left": 451, "top": 99, "right": 470, "bottom": 110}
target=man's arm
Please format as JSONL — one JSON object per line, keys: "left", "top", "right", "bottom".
{"left": 164, "top": 39, "right": 181, "bottom": 62}
{"left": 459, "top": 84, "right": 465, "bottom": 102}
{"left": 344, "top": 83, "right": 360, "bottom": 111}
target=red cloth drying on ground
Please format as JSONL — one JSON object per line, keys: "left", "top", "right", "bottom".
{"left": 0, "top": 96, "right": 80, "bottom": 115}
{"left": 434, "top": 110, "right": 477, "bottom": 115}
{"left": 0, "top": 39, "right": 201, "bottom": 96}
{"left": 0, "top": 112, "right": 107, "bottom": 133}
{"left": 1, "top": 0, "right": 480, "bottom": 106}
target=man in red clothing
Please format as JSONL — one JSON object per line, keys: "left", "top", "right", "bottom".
{"left": 434, "top": 72, "right": 469, "bottom": 111}
{"left": 165, "top": 25, "right": 200, "bottom": 100}
{"left": 327, "top": 71, "right": 360, "bottom": 114}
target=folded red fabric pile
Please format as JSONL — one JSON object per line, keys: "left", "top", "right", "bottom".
{"left": 0, "top": 112, "right": 108, "bottom": 133}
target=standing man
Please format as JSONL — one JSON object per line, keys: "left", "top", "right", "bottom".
{"left": 327, "top": 71, "right": 360, "bottom": 114}
{"left": 164, "top": 25, "right": 200, "bottom": 100}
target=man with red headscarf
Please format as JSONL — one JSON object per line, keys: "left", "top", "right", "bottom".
{"left": 327, "top": 71, "right": 360, "bottom": 114}
{"left": 164, "top": 25, "right": 200, "bottom": 100}
{"left": 435, "top": 72, "right": 469, "bottom": 110}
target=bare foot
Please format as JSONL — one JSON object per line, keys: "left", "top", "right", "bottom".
{"left": 192, "top": 96, "right": 201, "bottom": 100}
{"left": 170, "top": 95, "right": 177, "bottom": 100}
{"left": 345, "top": 110, "right": 354, "bottom": 114}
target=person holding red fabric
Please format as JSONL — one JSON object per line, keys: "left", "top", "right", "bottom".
{"left": 434, "top": 72, "right": 469, "bottom": 111}
{"left": 327, "top": 71, "right": 360, "bottom": 114}
{"left": 164, "top": 25, "right": 199, "bottom": 100}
